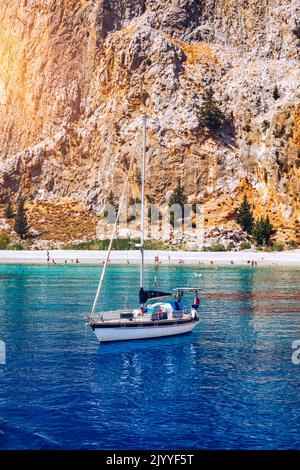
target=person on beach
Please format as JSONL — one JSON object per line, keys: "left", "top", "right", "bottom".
{"left": 76, "top": 258, "right": 79, "bottom": 264}
{"left": 47, "top": 250, "right": 50, "bottom": 263}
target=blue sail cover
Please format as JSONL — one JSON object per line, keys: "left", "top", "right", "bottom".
{"left": 139, "top": 288, "right": 172, "bottom": 304}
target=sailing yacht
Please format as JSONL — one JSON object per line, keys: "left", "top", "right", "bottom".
{"left": 88, "top": 115, "right": 200, "bottom": 343}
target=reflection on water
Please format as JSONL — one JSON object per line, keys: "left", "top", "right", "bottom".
{"left": 205, "top": 290, "right": 300, "bottom": 303}
{"left": 96, "top": 333, "right": 195, "bottom": 356}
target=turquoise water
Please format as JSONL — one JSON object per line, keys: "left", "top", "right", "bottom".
{"left": 0, "top": 264, "right": 300, "bottom": 449}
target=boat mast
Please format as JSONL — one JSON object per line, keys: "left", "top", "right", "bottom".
{"left": 140, "top": 114, "right": 146, "bottom": 290}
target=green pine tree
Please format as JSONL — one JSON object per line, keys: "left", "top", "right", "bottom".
{"left": 252, "top": 216, "right": 274, "bottom": 246}
{"left": 169, "top": 178, "right": 187, "bottom": 228}
{"left": 14, "top": 198, "right": 30, "bottom": 239}
{"left": 198, "top": 86, "right": 223, "bottom": 130}
{"left": 4, "top": 199, "right": 14, "bottom": 219}
{"left": 236, "top": 195, "right": 254, "bottom": 234}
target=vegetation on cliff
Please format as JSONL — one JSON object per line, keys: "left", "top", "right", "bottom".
{"left": 198, "top": 87, "right": 224, "bottom": 131}
{"left": 236, "top": 196, "right": 275, "bottom": 247}
{"left": 14, "top": 198, "right": 30, "bottom": 240}
{"left": 4, "top": 200, "right": 14, "bottom": 219}
{"left": 236, "top": 195, "right": 254, "bottom": 235}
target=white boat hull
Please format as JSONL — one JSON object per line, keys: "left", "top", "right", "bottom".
{"left": 91, "top": 320, "right": 198, "bottom": 343}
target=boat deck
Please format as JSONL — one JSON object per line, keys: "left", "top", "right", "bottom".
{"left": 90, "top": 314, "right": 195, "bottom": 329}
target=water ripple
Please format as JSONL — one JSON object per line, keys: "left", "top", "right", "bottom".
{"left": 0, "top": 265, "right": 300, "bottom": 449}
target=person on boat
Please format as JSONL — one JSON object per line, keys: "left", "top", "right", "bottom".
{"left": 192, "top": 292, "right": 200, "bottom": 310}
{"left": 175, "top": 290, "right": 182, "bottom": 302}
{"left": 174, "top": 290, "right": 182, "bottom": 310}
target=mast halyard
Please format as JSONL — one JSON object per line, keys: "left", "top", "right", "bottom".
{"left": 140, "top": 114, "right": 147, "bottom": 291}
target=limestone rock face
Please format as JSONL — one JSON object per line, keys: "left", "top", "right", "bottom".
{"left": 0, "top": 0, "right": 299, "bottom": 242}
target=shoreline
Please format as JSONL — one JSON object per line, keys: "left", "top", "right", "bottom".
{"left": 0, "top": 249, "right": 300, "bottom": 266}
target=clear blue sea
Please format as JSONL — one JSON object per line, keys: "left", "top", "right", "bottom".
{"left": 0, "top": 264, "right": 300, "bottom": 450}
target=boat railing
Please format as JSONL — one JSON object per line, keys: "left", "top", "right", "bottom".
{"left": 92, "top": 310, "right": 128, "bottom": 321}
{"left": 92, "top": 309, "right": 193, "bottom": 324}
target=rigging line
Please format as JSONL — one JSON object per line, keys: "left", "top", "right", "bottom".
{"left": 89, "top": 133, "right": 140, "bottom": 320}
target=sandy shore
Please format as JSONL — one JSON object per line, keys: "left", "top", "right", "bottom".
{"left": 0, "top": 249, "right": 300, "bottom": 266}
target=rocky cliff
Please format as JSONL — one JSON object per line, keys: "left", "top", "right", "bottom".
{"left": 0, "top": 0, "right": 299, "bottom": 245}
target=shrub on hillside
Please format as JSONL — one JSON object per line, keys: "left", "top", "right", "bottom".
{"left": 0, "top": 234, "right": 10, "bottom": 249}
{"left": 252, "top": 216, "right": 275, "bottom": 246}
